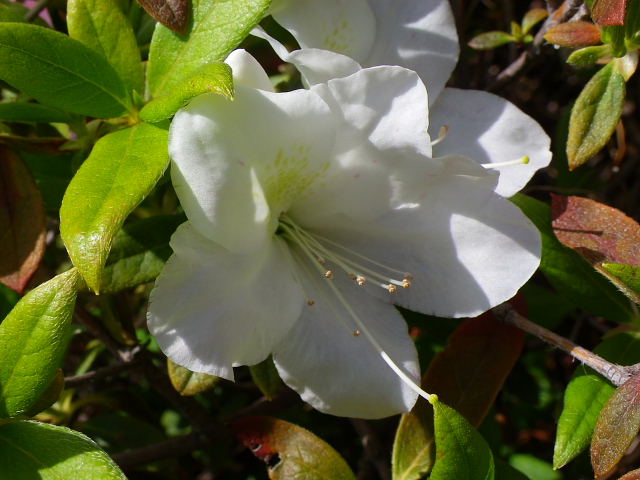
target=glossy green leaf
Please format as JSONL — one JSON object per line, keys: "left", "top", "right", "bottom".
{"left": 467, "top": 31, "right": 516, "bottom": 50}
{"left": 167, "top": 359, "right": 219, "bottom": 396}
{"left": 231, "top": 416, "right": 356, "bottom": 480}
{"left": 0, "top": 102, "right": 72, "bottom": 123}
{"left": 0, "top": 420, "right": 126, "bottom": 479}
{"left": 567, "top": 45, "right": 613, "bottom": 66}
{"left": 0, "top": 147, "right": 46, "bottom": 294}
{"left": 430, "top": 400, "right": 495, "bottom": 480}
{"left": 68, "top": 0, "right": 144, "bottom": 94}
{"left": 567, "top": 62, "right": 625, "bottom": 170}
{"left": 553, "top": 332, "right": 640, "bottom": 469}
{"left": 146, "top": 0, "right": 270, "bottom": 98}
{"left": 392, "top": 401, "right": 435, "bottom": 480}
{"left": 0, "top": 269, "right": 79, "bottom": 418}
{"left": 602, "top": 263, "right": 640, "bottom": 303}
{"left": 140, "top": 61, "right": 233, "bottom": 122}
{"left": 60, "top": 123, "right": 169, "bottom": 293}
{"left": 23, "top": 369, "right": 64, "bottom": 417}
{"left": 101, "top": 214, "right": 184, "bottom": 293}
{"left": 591, "top": 374, "right": 640, "bottom": 478}
{"left": 249, "top": 356, "right": 282, "bottom": 400}
{"left": 0, "top": 23, "right": 132, "bottom": 118}
{"left": 511, "top": 194, "right": 633, "bottom": 323}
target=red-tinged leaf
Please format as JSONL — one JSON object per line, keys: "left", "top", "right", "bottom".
{"left": 592, "top": 0, "right": 628, "bottom": 26}
{"left": 619, "top": 468, "right": 640, "bottom": 480}
{"left": 544, "top": 21, "right": 602, "bottom": 47}
{"left": 136, "top": 0, "right": 188, "bottom": 34}
{"left": 591, "top": 374, "right": 640, "bottom": 478}
{"left": 422, "top": 309, "right": 524, "bottom": 427}
{"left": 230, "top": 416, "right": 356, "bottom": 480}
{"left": 0, "top": 147, "right": 46, "bottom": 293}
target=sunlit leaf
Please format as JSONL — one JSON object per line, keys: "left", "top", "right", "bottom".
{"left": 0, "top": 420, "right": 126, "bottom": 479}
{"left": 146, "top": 0, "right": 270, "bottom": 98}
{"left": 60, "top": 123, "right": 169, "bottom": 293}
{"left": 167, "top": 359, "right": 219, "bottom": 396}
{"left": 231, "top": 416, "right": 356, "bottom": 480}
{"left": 544, "top": 21, "right": 602, "bottom": 47}
{"left": 566, "top": 62, "right": 625, "bottom": 170}
{"left": 140, "top": 61, "right": 233, "bottom": 123}
{"left": 0, "top": 146, "right": 46, "bottom": 293}
{"left": 423, "top": 311, "right": 523, "bottom": 427}
{"left": 68, "top": 0, "right": 144, "bottom": 94}
{"left": 23, "top": 369, "right": 64, "bottom": 417}
{"left": 392, "top": 401, "right": 435, "bottom": 480}
{"left": 601, "top": 263, "right": 640, "bottom": 302}
{"left": 0, "top": 23, "right": 132, "bottom": 118}
{"left": 591, "top": 374, "right": 640, "bottom": 478}
{"left": 430, "top": 400, "right": 495, "bottom": 480}
{"left": 554, "top": 332, "right": 640, "bottom": 468}
{"left": 0, "top": 269, "right": 79, "bottom": 418}
{"left": 567, "top": 45, "right": 613, "bottom": 66}
{"left": 511, "top": 194, "right": 633, "bottom": 323}
{"left": 468, "top": 31, "right": 516, "bottom": 50}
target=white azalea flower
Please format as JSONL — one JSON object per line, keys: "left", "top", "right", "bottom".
{"left": 147, "top": 50, "right": 545, "bottom": 419}
{"left": 261, "top": 0, "right": 552, "bottom": 197}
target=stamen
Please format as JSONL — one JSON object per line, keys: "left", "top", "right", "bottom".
{"left": 324, "top": 270, "right": 334, "bottom": 279}
{"left": 430, "top": 125, "right": 449, "bottom": 147}
{"left": 387, "top": 284, "right": 397, "bottom": 293}
{"left": 307, "top": 300, "right": 315, "bottom": 306}
{"left": 355, "top": 275, "right": 366, "bottom": 286}
{"left": 402, "top": 278, "right": 411, "bottom": 288}
{"left": 481, "top": 156, "right": 530, "bottom": 169}
{"left": 353, "top": 329, "right": 361, "bottom": 336}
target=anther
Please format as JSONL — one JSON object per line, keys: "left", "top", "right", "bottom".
{"left": 324, "top": 270, "right": 334, "bottom": 279}
{"left": 356, "top": 275, "right": 366, "bottom": 286}
{"left": 430, "top": 125, "right": 449, "bottom": 147}
{"left": 404, "top": 274, "right": 413, "bottom": 280}
{"left": 353, "top": 329, "right": 361, "bottom": 336}
{"left": 307, "top": 300, "right": 315, "bottom": 306}
{"left": 402, "top": 278, "right": 411, "bottom": 288}
{"left": 387, "top": 284, "right": 397, "bottom": 293}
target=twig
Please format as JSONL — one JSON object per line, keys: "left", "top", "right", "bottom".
{"left": 489, "top": 0, "right": 584, "bottom": 91}
{"left": 64, "top": 360, "right": 142, "bottom": 388}
{"left": 493, "top": 303, "right": 631, "bottom": 386}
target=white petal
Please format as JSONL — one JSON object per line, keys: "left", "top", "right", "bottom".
{"left": 302, "top": 158, "right": 539, "bottom": 318}
{"left": 291, "top": 66, "right": 433, "bottom": 223}
{"left": 271, "top": 0, "right": 376, "bottom": 63}
{"left": 365, "top": 0, "right": 459, "bottom": 103}
{"left": 147, "top": 223, "right": 304, "bottom": 380}
{"left": 429, "top": 88, "right": 552, "bottom": 197}
{"left": 169, "top": 85, "right": 335, "bottom": 252}
{"left": 225, "top": 49, "right": 273, "bottom": 91}
{"left": 273, "top": 260, "right": 419, "bottom": 418}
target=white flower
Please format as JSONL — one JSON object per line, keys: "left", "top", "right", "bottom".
{"left": 262, "top": 0, "right": 552, "bottom": 197}
{"left": 147, "top": 50, "right": 545, "bottom": 419}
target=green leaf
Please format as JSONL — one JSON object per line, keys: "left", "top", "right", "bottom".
{"left": 0, "top": 102, "right": 72, "bottom": 123}
{"left": 602, "top": 263, "right": 640, "bottom": 302}
{"left": 553, "top": 332, "right": 640, "bottom": 468}
{"left": 231, "top": 416, "right": 356, "bottom": 480}
{"left": 467, "top": 31, "right": 516, "bottom": 50}
{"left": 23, "top": 369, "right": 64, "bottom": 417}
{"left": 494, "top": 458, "right": 530, "bottom": 480}
{"left": 509, "top": 454, "right": 561, "bottom": 480}
{"left": 100, "top": 214, "right": 184, "bottom": 293}
{"left": 140, "top": 61, "right": 233, "bottom": 123}
{"left": 521, "top": 8, "right": 549, "bottom": 35}
{"left": 0, "top": 4, "right": 25, "bottom": 22}
{"left": 67, "top": 0, "right": 144, "bottom": 95}
{"left": 146, "top": 0, "right": 270, "bottom": 98}
{"left": 0, "top": 147, "right": 46, "bottom": 293}
{"left": 60, "top": 123, "right": 169, "bottom": 293}
{"left": 249, "top": 356, "right": 282, "bottom": 400}
{"left": 511, "top": 194, "right": 633, "bottom": 323}
{"left": 392, "top": 401, "right": 435, "bottom": 480}
{"left": 167, "top": 359, "right": 220, "bottom": 396}
{"left": 430, "top": 400, "right": 495, "bottom": 480}
{"left": 0, "top": 23, "right": 132, "bottom": 118}
{"left": 567, "top": 62, "right": 626, "bottom": 169}
{"left": 0, "top": 269, "right": 79, "bottom": 418}
{"left": 591, "top": 373, "right": 640, "bottom": 478}
{"left": 567, "top": 45, "right": 613, "bottom": 66}
{"left": 0, "top": 420, "right": 126, "bottom": 479}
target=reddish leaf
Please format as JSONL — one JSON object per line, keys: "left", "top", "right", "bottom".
{"left": 136, "top": 0, "right": 189, "bottom": 34}
{"left": 0, "top": 146, "right": 46, "bottom": 293}
{"left": 422, "top": 307, "right": 525, "bottom": 427}
{"left": 619, "top": 468, "right": 640, "bottom": 480}
{"left": 592, "top": 0, "right": 628, "bottom": 26}
{"left": 591, "top": 375, "right": 640, "bottom": 478}
{"left": 544, "top": 21, "right": 602, "bottom": 47}
{"left": 230, "top": 416, "right": 355, "bottom": 479}
{"left": 551, "top": 195, "right": 640, "bottom": 266}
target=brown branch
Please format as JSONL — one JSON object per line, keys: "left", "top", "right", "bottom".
{"left": 64, "top": 360, "right": 142, "bottom": 388}
{"left": 493, "top": 303, "right": 631, "bottom": 386}
{"left": 489, "top": 0, "right": 586, "bottom": 91}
